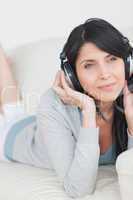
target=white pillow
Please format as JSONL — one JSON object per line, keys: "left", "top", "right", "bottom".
{"left": 7, "top": 37, "right": 66, "bottom": 114}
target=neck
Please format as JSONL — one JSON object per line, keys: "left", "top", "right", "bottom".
{"left": 96, "top": 101, "right": 114, "bottom": 122}
{"left": 98, "top": 101, "right": 114, "bottom": 113}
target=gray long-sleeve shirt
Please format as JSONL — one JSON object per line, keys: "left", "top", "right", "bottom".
{"left": 4, "top": 87, "right": 133, "bottom": 198}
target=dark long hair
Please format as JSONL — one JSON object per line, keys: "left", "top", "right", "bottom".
{"left": 62, "top": 18, "right": 133, "bottom": 156}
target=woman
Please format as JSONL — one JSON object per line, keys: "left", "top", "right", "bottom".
{"left": 0, "top": 18, "right": 133, "bottom": 198}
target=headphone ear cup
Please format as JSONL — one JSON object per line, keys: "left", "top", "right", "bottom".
{"left": 62, "top": 62, "right": 84, "bottom": 93}
{"left": 130, "top": 53, "right": 133, "bottom": 77}
{"left": 127, "top": 54, "right": 133, "bottom": 78}
{"left": 125, "top": 52, "right": 133, "bottom": 79}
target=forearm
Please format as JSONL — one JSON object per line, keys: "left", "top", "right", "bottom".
{"left": 63, "top": 110, "right": 100, "bottom": 198}
{"left": 63, "top": 126, "right": 100, "bottom": 198}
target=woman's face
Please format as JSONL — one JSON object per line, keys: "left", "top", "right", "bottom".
{"left": 75, "top": 42, "right": 125, "bottom": 102}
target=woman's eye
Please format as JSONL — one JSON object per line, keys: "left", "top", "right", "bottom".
{"left": 110, "top": 56, "right": 117, "bottom": 61}
{"left": 84, "top": 64, "right": 93, "bottom": 68}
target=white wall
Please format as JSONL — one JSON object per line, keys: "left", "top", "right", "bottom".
{"left": 0, "top": 0, "right": 133, "bottom": 49}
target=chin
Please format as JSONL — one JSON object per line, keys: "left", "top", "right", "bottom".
{"left": 98, "top": 96, "right": 117, "bottom": 102}
{"left": 93, "top": 88, "right": 123, "bottom": 102}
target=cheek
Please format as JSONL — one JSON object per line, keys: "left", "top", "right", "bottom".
{"left": 80, "top": 77, "right": 98, "bottom": 96}
{"left": 77, "top": 73, "right": 93, "bottom": 90}
{"left": 117, "top": 65, "right": 125, "bottom": 86}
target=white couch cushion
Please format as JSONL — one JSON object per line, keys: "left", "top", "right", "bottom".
{"left": 0, "top": 162, "right": 120, "bottom": 200}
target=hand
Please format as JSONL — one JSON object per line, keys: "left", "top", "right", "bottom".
{"left": 52, "top": 70, "right": 96, "bottom": 113}
{"left": 123, "top": 80, "right": 133, "bottom": 135}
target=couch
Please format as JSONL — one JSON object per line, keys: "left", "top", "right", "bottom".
{"left": 0, "top": 32, "right": 133, "bottom": 200}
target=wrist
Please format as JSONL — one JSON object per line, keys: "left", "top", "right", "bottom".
{"left": 82, "top": 108, "right": 96, "bottom": 117}
{"left": 82, "top": 110, "right": 96, "bottom": 128}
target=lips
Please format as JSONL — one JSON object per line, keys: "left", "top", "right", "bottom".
{"left": 98, "top": 82, "right": 116, "bottom": 91}
{"left": 99, "top": 82, "right": 116, "bottom": 88}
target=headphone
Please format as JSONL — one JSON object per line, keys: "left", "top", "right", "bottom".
{"left": 60, "top": 18, "right": 133, "bottom": 94}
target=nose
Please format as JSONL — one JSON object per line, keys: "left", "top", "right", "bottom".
{"left": 98, "top": 62, "right": 111, "bottom": 79}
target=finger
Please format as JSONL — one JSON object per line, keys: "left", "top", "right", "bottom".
{"left": 123, "top": 80, "right": 130, "bottom": 97}
{"left": 123, "top": 81, "right": 128, "bottom": 105}
{"left": 61, "top": 71, "right": 84, "bottom": 100}
{"left": 60, "top": 70, "right": 91, "bottom": 107}
{"left": 52, "top": 86, "right": 66, "bottom": 97}
{"left": 60, "top": 70, "right": 76, "bottom": 94}
{"left": 52, "top": 70, "right": 61, "bottom": 87}
{"left": 123, "top": 81, "right": 133, "bottom": 108}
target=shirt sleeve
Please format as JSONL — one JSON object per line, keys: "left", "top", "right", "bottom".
{"left": 127, "top": 128, "right": 133, "bottom": 149}
{"left": 37, "top": 90, "right": 100, "bottom": 198}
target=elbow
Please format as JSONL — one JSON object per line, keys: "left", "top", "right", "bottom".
{"left": 63, "top": 180, "right": 96, "bottom": 198}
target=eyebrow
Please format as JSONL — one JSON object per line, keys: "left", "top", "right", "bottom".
{"left": 80, "top": 54, "right": 112, "bottom": 65}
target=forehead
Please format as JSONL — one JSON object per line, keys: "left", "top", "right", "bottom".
{"left": 77, "top": 42, "right": 109, "bottom": 61}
